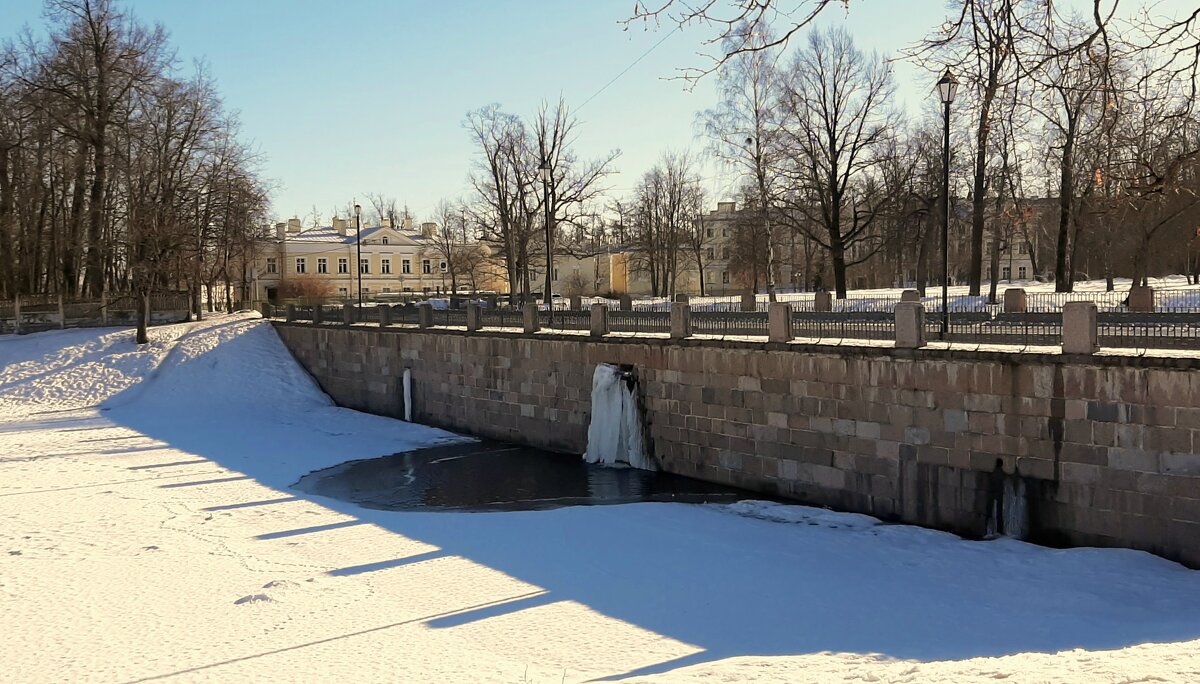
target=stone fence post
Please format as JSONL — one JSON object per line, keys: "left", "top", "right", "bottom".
{"left": 285, "top": 303, "right": 296, "bottom": 323}
{"left": 466, "top": 302, "right": 483, "bottom": 332}
{"left": 1129, "top": 285, "right": 1154, "bottom": 312}
{"left": 895, "top": 301, "right": 926, "bottom": 349}
{"left": 523, "top": 303, "right": 540, "bottom": 333}
{"left": 1062, "top": 301, "right": 1098, "bottom": 355}
{"left": 618, "top": 294, "right": 632, "bottom": 311}
{"left": 313, "top": 305, "right": 324, "bottom": 325}
{"left": 590, "top": 303, "right": 609, "bottom": 337}
{"left": 569, "top": 294, "right": 582, "bottom": 311}
{"left": 259, "top": 302, "right": 271, "bottom": 319}
{"left": 814, "top": 291, "right": 833, "bottom": 312}
{"left": 418, "top": 303, "right": 433, "bottom": 329}
{"left": 379, "top": 304, "right": 392, "bottom": 327}
{"left": 343, "top": 304, "right": 354, "bottom": 326}
{"left": 674, "top": 293, "right": 690, "bottom": 306}
{"left": 900, "top": 289, "right": 921, "bottom": 303}
{"left": 768, "top": 302, "right": 793, "bottom": 343}
{"left": 670, "top": 303, "right": 691, "bottom": 339}
{"left": 1002, "top": 287, "right": 1027, "bottom": 313}
{"left": 740, "top": 292, "right": 756, "bottom": 312}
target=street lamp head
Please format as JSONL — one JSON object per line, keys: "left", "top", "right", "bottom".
{"left": 353, "top": 203, "right": 362, "bottom": 217}
{"left": 538, "top": 160, "right": 551, "bottom": 183}
{"left": 936, "top": 68, "right": 959, "bottom": 105}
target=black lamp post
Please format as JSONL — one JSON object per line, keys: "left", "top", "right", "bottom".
{"left": 538, "top": 159, "right": 553, "bottom": 321}
{"left": 354, "top": 202, "right": 363, "bottom": 308}
{"left": 936, "top": 68, "right": 958, "bottom": 340}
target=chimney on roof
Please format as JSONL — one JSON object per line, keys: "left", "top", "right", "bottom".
{"left": 275, "top": 222, "right": 287, "bottom": 241}
{"left": 286, "top": 217, "right": 302, "bottom": 233}
{"left": 403, "top": 216, "right": 413, "bottom": 231}
{"left": 717, "top": 201, "right": 736, "bottom": 213}
{"left": 333, "top": 217, "right": 348, "bottom": 236}
{"left": 381, "top": 216, "right": 393, "bottom": 229}
{"left": 421, "top": 222, "right": 437, "bottom": 238}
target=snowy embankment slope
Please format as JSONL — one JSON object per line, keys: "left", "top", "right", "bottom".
{"left": 2, "top": 315, "right": 1200, "bottom": 683}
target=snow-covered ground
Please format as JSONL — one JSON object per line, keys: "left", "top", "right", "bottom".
{"left": 2, "top": 314, "right": 1200, "bottom": 683}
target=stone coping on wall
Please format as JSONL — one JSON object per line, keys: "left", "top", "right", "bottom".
{"left": 270, "top": 321, "right": 1200, "bottom": 372}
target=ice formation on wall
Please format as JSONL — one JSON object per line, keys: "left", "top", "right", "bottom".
{"left": 584, "top": 363, "right": 655, "bottom": 470}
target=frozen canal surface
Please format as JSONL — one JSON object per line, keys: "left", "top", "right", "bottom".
{"left": 296, "top": 441, "right": 751, "bottom": 512}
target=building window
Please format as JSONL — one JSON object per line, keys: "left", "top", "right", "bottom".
{"left": 1018, "top": 266, "right": 1027, "bottom": 279}
{"left": 706, "top": 227, "right": 714, "bottom": 238}
{"left": 381, "top": 236, "right": 389, "bottom": 245}
{"left": 317, "top": 258, "right": 328, "bottom": 274}
{"left": 721, "top": 271, "right": 730, "bottom": 284}
{"left": 706, "top": 247, "right": 715, "bottom": 260}
{"left": 295, "top": 258, "right": 306, "bottom": 274}
{"left": 266, "top": 257, "right": 277, "bottom": 274}
{"left": 337, "top": 287, "right": 347, "bottom": 295}
{"left": 381, "top": 258, "right": 392, "bottom": 274}
{"left": 1002, "top": 266, "right": 1011, "bottom": 280}
{"left": 422, "top": 259, "right": 431, "bottom": 274}
{"left": 360, "top": 258, "right": 369, "bottom": 274}
{"left": 338, "top": 257, "right": 348, "bottom": 274}
{"left": 382, "top": 287, "right": 392, "bottom": 293}
{"left": 722, "top": 227, "right": 730, "bottom": 238}
{"left": 1018, "top": 243, "right": 1028, "bottom": 255}
{"left": 402, "top": 259, "right": 411, "bottom": 274}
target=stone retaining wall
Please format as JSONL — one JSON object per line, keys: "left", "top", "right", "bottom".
{"left": 274, "top": 323, "right": 1200, "bottom": 567}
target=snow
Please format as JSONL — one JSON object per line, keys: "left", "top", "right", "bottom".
{"left": 583, "top": 363, "right": 655, "bottom": 471}
{"left": 3, "top": 314, "right": 1200, "bottom": 682}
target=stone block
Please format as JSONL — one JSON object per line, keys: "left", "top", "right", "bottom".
{"left": 343, "top": 305, "right": 355, "bottom": 326}
{"left": 1062, "top": 301, "right": 1098, "bottom": 354}
{"left": 523, "top": 303, "right": 540, "bottom": 333}
{"left": 670, "top": 304, "right": 692, "bottom": 339}
{"left": 1003, "top": 288, "right": 1027, "bottom": 313}
{"left": 768, "top": 302, "right": 793, "bottom": 343}
{"left": 894, "top": 302, "right": 926, "bottom": 349}
{"left": 674, "top": 293, "right": 690, "bottom": 305}
{"left": 379, "top": 304, "right": 392, "bottom": 327}
{"left": 466, "top": 303, "right": 483, "bottom": 332}
{"left": 900, "top": 289, "right": 921, "bottom": 303}
{"left": 569, "top": 295, "right": 582, "bottom": 311}
{"left": 418, "top": 303, "right": 433, "bottom": 329}
{"left": 618, "top": 294, "right": 632, "bottom": 311}
{"left": 285, "top": 304, "right": 296, "bottom": 322}
{"left": 590, "top": 304, "right": 609, "bottom": 337}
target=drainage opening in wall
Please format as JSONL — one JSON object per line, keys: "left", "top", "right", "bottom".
{"left": 986, "top": 459, "right": 1032, "bottom": 540}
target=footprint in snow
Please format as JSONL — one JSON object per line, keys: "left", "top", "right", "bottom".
{"left": 8, "top": 550, "right": 21, "bottom": 556}
{"left": 262, "top": 580, "right": 300, "bottom": 590}
{"left": 234, "top": 593, "right": 276, "bottom": 605}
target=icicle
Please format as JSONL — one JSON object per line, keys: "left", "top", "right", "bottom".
{"left": 584, "top": 364, "right": 655, "bottom": 470}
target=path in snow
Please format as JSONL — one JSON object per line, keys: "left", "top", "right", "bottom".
{"left": 2, "top": 314, "right": 1200, "bottom": 683}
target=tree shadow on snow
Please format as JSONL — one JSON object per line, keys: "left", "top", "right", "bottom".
{"left": 99, "top": 319, "right": 1200, "bottom": 680}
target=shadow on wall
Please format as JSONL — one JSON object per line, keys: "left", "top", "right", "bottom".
{"left": 81, "top": 319, "right": 1200, "bottom": 680}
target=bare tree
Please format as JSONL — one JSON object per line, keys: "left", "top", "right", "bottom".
{"left": 773, "top": 26, "right": 900, "bottom": 298}
{"left": 699, "top": 23, "right": 782, "bottom": 298}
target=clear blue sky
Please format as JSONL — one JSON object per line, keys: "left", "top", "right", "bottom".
{"left": 1, "top": 1, "right": 1192, "bottom": 223}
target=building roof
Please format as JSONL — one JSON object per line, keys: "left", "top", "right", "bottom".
{"left": 279, "top": 225, "right": 429, "bottom": 245}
